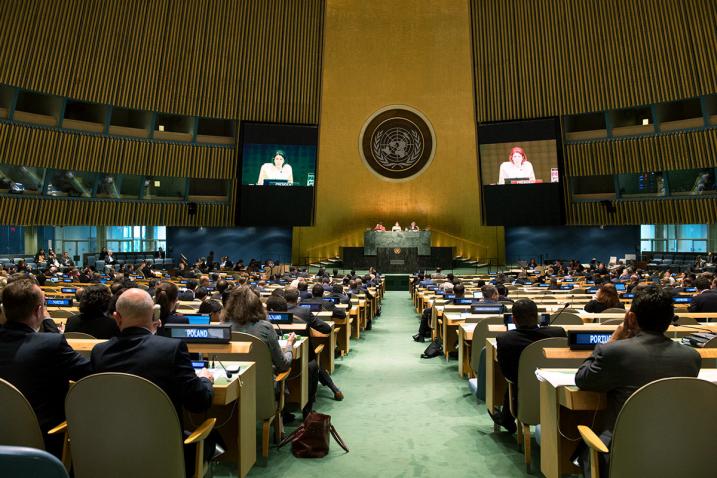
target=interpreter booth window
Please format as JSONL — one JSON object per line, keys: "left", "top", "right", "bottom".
{"left": 46, "top": 170, "right": 97, "bottom": 198}
{"left": 616, "top": 172, "right": 665, "bottom": 198}
{"left": 571, "top": 175, "right": 615, "bottom": 201}
{"left": 94, "top": 174, "right": 143, "bottom": 199}
{"left": 667, "top": 168, "right": 716, "bottom": 196}
{"left": 188, "top": 178, "right": 229, "bottom": 202}
{"left": 143, "top": 176, "right": 186, "bottom": 201}
{"left": 0, "top": 165, "right": 45, "bottom": 195}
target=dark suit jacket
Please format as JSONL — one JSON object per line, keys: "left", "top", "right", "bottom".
{"left": 65, "top": 313, "right": 121, "bottom": 339}
{"left": 178, "top": 290, "right": 195, "bottom": 302}
{"left": 688, "top": 289, "right": 717, "bottom": 313}
{"left": 288, "top": 304, "right": 313, "bottom": 323}
{"left": 91, "top": 327, "right": 213, "bottom": 420}
{"left": 575, "top": 331, "right": 700, "bottom": 435}
{"left": 496, "top": 326, "right": 566, "bottom": 383}
{"left": 329, "top": 292, "right": 350, "bottom": 304}
{"left": 299, "top": 290, "right": 312, "bottom": 301}
{"left": 301, "top": 297, "right": 346, "bottom": 319}
{"left": 0, "top": 322, "right": 91, "bottom": 432}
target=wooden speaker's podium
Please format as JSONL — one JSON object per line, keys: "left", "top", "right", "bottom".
{"left": 365, "top": 230, "right": 430, "bottom": 273}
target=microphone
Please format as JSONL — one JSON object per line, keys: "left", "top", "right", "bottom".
{"left": 549, "top": 303, "right": 571, "bottom": 326}
{"left": 671, "top": 317, "right": 714, "bottom": 334}
{"left": 216, "top": 358, "right": 233, "bottom": 379}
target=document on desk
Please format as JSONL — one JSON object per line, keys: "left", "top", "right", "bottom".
{"left": 535, "top": 368, "right": 577, "bottom": 387}
{"left": 278, "top": 339, "right": 301, "bottom": 350}
{"left": 536, "top": 368, "right": 717, "bottom": 387}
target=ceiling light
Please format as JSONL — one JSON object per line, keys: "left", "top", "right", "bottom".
{"left": 158, "top": 125, "right": 165, "bottom": 132}
{"left": 642, "top": 118, "right": 649, "bottom": 126}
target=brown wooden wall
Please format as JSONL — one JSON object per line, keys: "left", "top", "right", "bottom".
{"left": 471, "top": 0, "right": 717, "bottom": 122}
{"left": 564, "top": 129, "right": 717, "bottom": 177}
{"left": 0, "top": 123, "right": 235, "bottom": 179}
{"left": 0, "top": 193, "right": 235, "bottom": 226}
{"left": 568, "top": 198, "right": 717, "bottom": 226}
{"left": 0, "top": 0, "right": 324, "bottom": 122}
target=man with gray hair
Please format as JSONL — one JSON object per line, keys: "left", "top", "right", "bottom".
{"left": 91, "top": 288, "right": 215, "bottom": 467}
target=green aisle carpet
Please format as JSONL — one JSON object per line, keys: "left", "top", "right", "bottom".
{"left": 218, "top": 291, "right": 531, "bottom": 477}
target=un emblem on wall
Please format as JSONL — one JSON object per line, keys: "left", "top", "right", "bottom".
{"left": 359, "top": 105, "right": 436, "bottom": 181}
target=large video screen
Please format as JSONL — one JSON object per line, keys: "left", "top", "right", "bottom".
{"left": 478, "top": 118, "right": 564, "bottom": 226}
{"left": 241, "top": 143, "right": 316, "bottom": 186}
{"left": 237, "top": 123, "right": 317, "bottom": 226}
{"left": 480, "top": 139, "right": 559, "bottom": 185}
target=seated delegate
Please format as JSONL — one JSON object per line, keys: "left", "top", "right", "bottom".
{"left": 574, "top": 286, "right": 701, "bottom": 476}
{"left": 490, "top": 299, "right": 566, "bottom": 433}
{"left": 0, "top": 278, "right": 92, "bottom": 457}
{"left": 90, "top": 288, "right": 217, "bottom": 471}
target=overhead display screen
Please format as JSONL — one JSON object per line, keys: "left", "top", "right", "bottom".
{"left": 478, "top": 118, "right": 565, "bottom": 226}
{"left": 237, "top": 123, "right": 318, "bottom": 226}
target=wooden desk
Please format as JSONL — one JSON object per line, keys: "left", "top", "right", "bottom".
{"left": 484, "top": 338, "right": 507, "bottom": 414}
{"left": 543, "top": 346, "right": 717, "bottom": 361}
{"left": 309, "top": 321, "right": 337, "bottom": 374}
{"left": 487, "top": 323, "right": 717, "bottom": 336}
{"left": 580, "top": 311, "right": 717, "bottom": 322}
{"left": 191, "top": 361, "right": 256, "bottom": 478}
{"left": 279, "top": 337, "right": 309, "bottom": 409}
{"left": 67, "top": 338, "right": 253, "bottom": 356}
{"left": 333, "top": 315, "right": 353, "bottom": 356}
{"left": 538, "top": 368, "right": 717, "bottom": 478}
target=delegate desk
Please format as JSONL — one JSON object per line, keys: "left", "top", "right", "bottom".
{"left": 278, "top": 337, "right": 310, "bottom": 410}
{"left": 482, "top": 326, "right": 717, "bottom": 418}
{"left": 272, "top": 319, "right": 338, "bottom": 374}
{"left": 537, "top": 367, "right": 717, "bottom": 478}
{"left": 65, "top": 338, "right": 257, "bottom": 478}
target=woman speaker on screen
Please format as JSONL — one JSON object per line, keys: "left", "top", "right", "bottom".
{"left": 257, "top": 150, "right": 294, "bottom": 185}
{"left": 498, "top": 146, "right": 535, "bottom": 184}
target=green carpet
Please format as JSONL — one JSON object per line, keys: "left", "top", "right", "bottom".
{"left": 217, "top": 291, "right": 531, "bottom": 477}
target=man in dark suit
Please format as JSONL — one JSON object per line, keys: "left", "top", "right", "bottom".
{"left": 297, "top": 281, "right": 312, "bottom": 301}
{"left": 90, "top": 288, "right": 215, "bottom": 467}
{"left": 178, "top": 280, "right": 197, "bottom": 301}
{"left": 0, "top": 279, "right": 92, "bottom": 456}
{"left": 301, "top": 284, "right": 347, "bottom": 319}
{"left": 574, "top": 286, "right": 701, "bottom": 476}
{"left": 688, "top": 275, "right": 717, "bottom": 312}
{"left": 285, "top": 287, "right": 314, "bottom": 323}
{"left": 328, "top": 284, "right": 350, "bottom": 304}
{"left": 490, "top": 299, "right": 566, "bottom": 433}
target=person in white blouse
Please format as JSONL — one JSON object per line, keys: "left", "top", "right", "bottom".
{"left": 498, "top": 146, "right": 535, "bottom": 184}
{"left": 257, "top": 150, "right": 293, "bottom": 185}
{"left": 391, "top": 221, "right": 402, "bottom": 232}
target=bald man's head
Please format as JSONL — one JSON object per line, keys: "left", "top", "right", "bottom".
{"left": 114, "top": 288, "right": 155, "bottom": 330}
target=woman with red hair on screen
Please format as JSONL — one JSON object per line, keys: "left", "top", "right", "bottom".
{"left": 498, "top": 146, "right": 535, "bottom": 184}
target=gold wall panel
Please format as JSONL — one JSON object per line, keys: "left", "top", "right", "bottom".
{"left": 0, "top": 196, "right": 234, "bottom": 226}
{"left": 0, "top": 123, "right": 235, "bottom": 179}
{"left": 0, "top": 0, "right": 323, "bottom": 122}
{"left": 568, "top": 198, "right": 717, "bottom": 226}
{"left": 471, "top": 0, "right": 717, "bottom": 122}
{"left": 292, "top": 0, "right": 504, "bottom": 264}
{"left": 564, "top": 129, "right": 717, "bottom": 177}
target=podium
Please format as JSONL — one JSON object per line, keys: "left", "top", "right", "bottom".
{"left": 364, "top": 230, "right": 431, "bottom": 273}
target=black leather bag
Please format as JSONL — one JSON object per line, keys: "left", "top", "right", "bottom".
{"left": 421, "top": 339, "right": 443, "bottom": 359}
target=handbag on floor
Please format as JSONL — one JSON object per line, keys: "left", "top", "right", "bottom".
{"left": 278, "top": 412, "right": 349, "bottom": 458}
{"left": 421, "top": 339, "right": 443, "bottom": 359}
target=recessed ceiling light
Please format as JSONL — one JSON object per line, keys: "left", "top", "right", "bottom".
{"left": 642, "top": 118, "right": 649, "bottom": 126}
